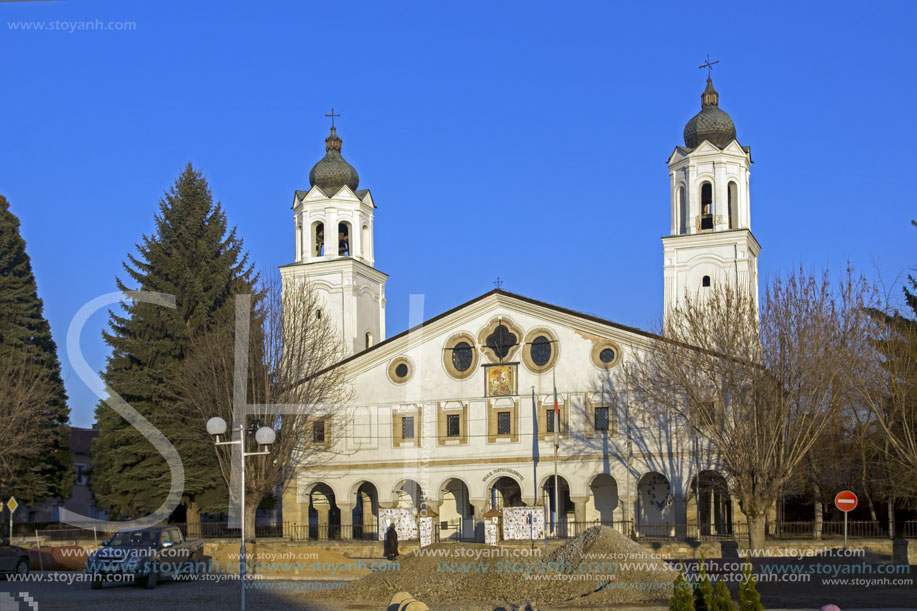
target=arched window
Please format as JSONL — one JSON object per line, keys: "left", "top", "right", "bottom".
{"left": 702, "top": 275, "right": 711, "bottom": 287}
{"left": 727, "top": 181, "right": 738, "bottom": 229}
{"left": 313, "top": 222, "right": 324, "bottom": 256}
{"left": 361, "top": 225, "right": 369, "bottom": 258}
{"left": 365, "top": 331, "right": 373, "bottom": 350}
{"left": 338, "top": 222, "right": 351, "bottom": 256}
{"left": 678, "top": 185, "right": 687, "bottom": 234}
{"left": 700, "top": 182, "right": 713, "bottom": 230}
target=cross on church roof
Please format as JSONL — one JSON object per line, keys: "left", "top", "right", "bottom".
{"left": 325, "top": 107, "right": 341, "bottom": 129}
{"left": 493, "top": 276, "right": 503, "bottom": 289}
{"left": 699, "top": 54, "right": 719, "bottom": 77}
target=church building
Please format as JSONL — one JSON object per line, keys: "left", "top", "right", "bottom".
{"left": 279, "top": 77, "right": 762, "bottom": 542}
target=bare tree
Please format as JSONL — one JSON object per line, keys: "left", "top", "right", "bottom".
{"left": 856, "top": 308, "right": 917, "bottom": 484}
{"left": 0, "top": 350, "right": 55, "bottom": 505}
{"left": 182, "top": 275, "right": 351, "bottom": 538}
{"left": 624, "top": 270, "right": 872, "bottom": 551}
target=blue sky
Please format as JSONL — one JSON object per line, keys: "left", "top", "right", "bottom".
{"left": 1, "top": 0, "right": 915, "bottom": 428}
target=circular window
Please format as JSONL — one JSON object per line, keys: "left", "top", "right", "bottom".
{"left": 531, "top": 336, "right": 552, "bottom": 366}
{"left": 388, "top": 357, "right": 413, "bottom": 384}
{"left": 591, "top": 340, "right": 621, "bottom": 369}
{"left": 452, "top": 341, "right": 473, "bottom": 372}
{"left": 522, "top": 328, "right": 559, "bottom": 373}
{"left": 443, "top": 333, "right": 478, "bottom": 380}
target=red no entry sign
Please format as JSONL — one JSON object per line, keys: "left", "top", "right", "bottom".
{"left": 835, "top": 490, "right": 858, "bottom": 512}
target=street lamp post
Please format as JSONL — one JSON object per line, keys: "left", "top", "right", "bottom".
{"left": 206, "top": 416, "right": 275, "bottom": 611}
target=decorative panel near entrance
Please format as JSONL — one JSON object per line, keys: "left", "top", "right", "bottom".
{"left": 378, "top": 508, "right": 417, "bottom": 541}
{"left": 502, "top": 506, "right": 545, "bottom": 541}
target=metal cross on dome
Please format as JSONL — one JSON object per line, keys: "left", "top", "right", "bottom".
{"left": 699, "top": 54, "right": 719, "bottom": 77}
{"left": 325, "top": 107, "right": 340, "bottom": 128}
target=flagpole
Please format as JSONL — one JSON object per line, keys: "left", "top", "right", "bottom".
{"left": 531, "top": 385, "right": 537, "bottom": 551}
{"left": 552, "top": 368, "right": 559, "bottom": 536}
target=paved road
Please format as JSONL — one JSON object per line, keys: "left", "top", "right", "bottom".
{"left": 0, "top": 573, "right": 374, "bottom": 611}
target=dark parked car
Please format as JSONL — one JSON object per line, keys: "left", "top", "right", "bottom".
{"left": 85, "top": 526, "right": 203, "bottom": 589}
{"left": 0, "top": 538, "right": 29, "bottom": 578}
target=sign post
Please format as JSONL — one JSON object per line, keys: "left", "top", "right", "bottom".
{"left": 834, "top": 490, "right": 858, "bottom": 549}
{"left": 6, "top": 497, "right": 18, "bottom": 540}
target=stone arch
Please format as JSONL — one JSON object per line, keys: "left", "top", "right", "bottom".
{"left": 337, "top": 221, "right": 352, "bottom": 256}
{"left": 540, "top": 474, "right": 572, "bottom": 536}
{"left": 311, "top": 220, "right": 325, "bottom": 256}
{"left": 487, "top": 475, "right": 525, "bottom": 510}
{"left": 350, "top": 480, "right": 379, "bottom": 540}
{"left": 687, "top": 470, "right": 733, "bottom": 537}
{"left": 306, "top": 482, "right": 341, "bottom": 540}
{"left": 392, "top": 479, "right": 424, "bottom": 510}
{"left": 436, "top": 477, "right": 474, "bottom": 540}
{"left": 636, "top": 472, "right": 674, "bottom": 537}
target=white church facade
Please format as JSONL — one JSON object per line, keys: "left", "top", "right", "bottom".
{"left": 279, "top": 77, "right": 763, "bottom": 542}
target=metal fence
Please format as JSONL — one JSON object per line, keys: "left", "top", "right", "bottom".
{"left": 14, "top": 519, "right": 917, "bottom": 544}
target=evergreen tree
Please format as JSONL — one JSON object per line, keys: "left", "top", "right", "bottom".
{"left": 738, "top": 560, "right": 763, "bottom": 611}
{"left": 905, "top": 220, "right": 917, "bottom": 315}
{"left": 669, "top": 566, "right": 695, "bottom": 611}
{"left": 0, "top": 195, "right": 72, "bottom": 504}
{"left": 710, "top": 579, "right": 735, "bottom": 611}
{"left": 694, "top": 554, "right": 713, "bottom": 611}
{"left": 91, "top": 165, "right": 255, "bottom": 523}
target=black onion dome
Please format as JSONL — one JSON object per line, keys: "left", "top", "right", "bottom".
{"left": 683, "top": 77, "right": 737, "bottom": 148}
{"left": 309, "top": 126, "right": 360, "bottom": 195}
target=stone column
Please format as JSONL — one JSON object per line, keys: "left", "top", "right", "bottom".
{"left": 471, "top": 499, "right": 487, "bottom": 543}
{"left": 360, "top": 491, "right": 376, "bottom": 539}
{"left": 673, "top": 493, "right": 688, "bottom": 539}
{"left": 326, "top": 208, "right": 339, "bottom": 258}
{"left": 300, "top": 213, "right": 311, "bottom": 261}
{"left": 353, "top": 211, "right": 363, "bottom": 259}
{"left": 422, "top": 500, "right": 442, "bottom": 518}
{"left": 339, "top": 502, "right": 355, "bottom": 540}
{"left": 294, "top": 215, "right": 302, "bottom": 262}
{"left": 316, "top": 506, "right": 330, "bottom": 540}
{"left": 571, "top": 496, "right": 590, "bottom": 536}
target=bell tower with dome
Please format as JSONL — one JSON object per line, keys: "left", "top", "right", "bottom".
{"left": 662, "top": 75, "right": 760, "bottom": 318}
{"left": 279, "top": 121, "right": 387, "bottom": 355}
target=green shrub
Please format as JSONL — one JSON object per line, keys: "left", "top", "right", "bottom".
{"left": 710, "top": 578, "right": 735, "bottom": 611}
{"left": 738, "top": 559, "right": 763, "bottom": 611}
{"left": 694, "top": 554, "right": 713, "bottom": 611}
{"left": 669, "top": 565, "right": 695, "bottom": 611}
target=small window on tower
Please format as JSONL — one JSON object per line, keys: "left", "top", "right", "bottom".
{"left": 701, "top": 182, "right": 713, "bottom": 230}
{"left": 338, "top": 222, "right": 350, "bottom": 256}
{"left": 702, "top": 275, "right": 711, "bottom": 287}
{"left": 314, "top": 222, "right": 325, "bottom": 256}
{"left": 365, "top": 331, "right": 373, "bottom": 350}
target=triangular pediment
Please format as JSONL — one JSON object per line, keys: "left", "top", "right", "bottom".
{"left": 333, "top": 289, "right": 660, "bottom": 378}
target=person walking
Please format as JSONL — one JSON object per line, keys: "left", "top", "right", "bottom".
{"left": 384, "top": 523, "right": 399, "bottom": 561}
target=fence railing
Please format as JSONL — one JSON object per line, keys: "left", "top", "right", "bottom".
{"left": 14, "top": 519, "right": 917, "bottom": 544}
